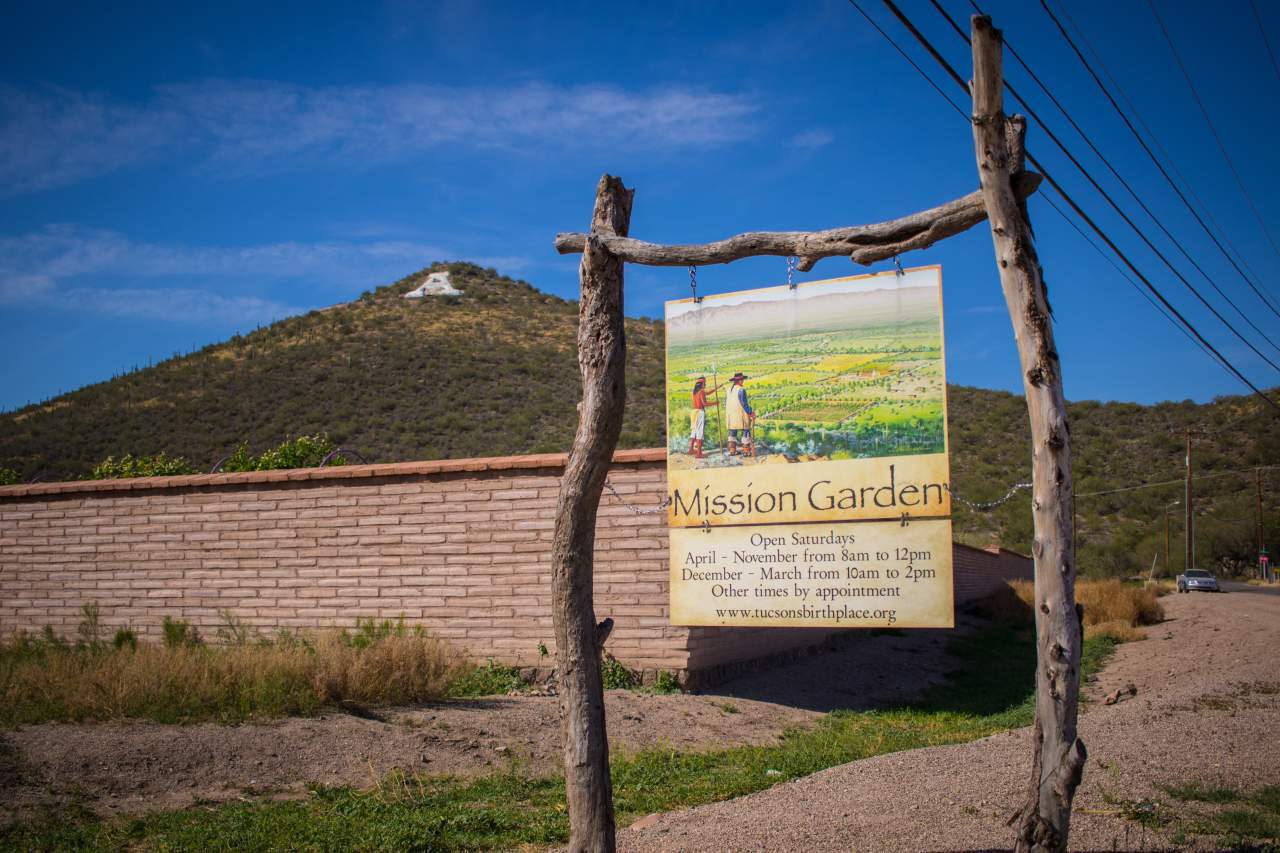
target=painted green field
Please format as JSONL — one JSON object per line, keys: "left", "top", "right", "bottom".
{"left": 666, "top": 319, "right": 945, "bottom": 461}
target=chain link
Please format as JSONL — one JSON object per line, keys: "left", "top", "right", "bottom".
{"left": 603, "top": 480, "right": 672, "bottom": 515}
{"left": 786, "top": 256, "right": 797, "bottom": 289}
{"left": 689, "top": 265, "right": 701, "bottom": 303}
{"left": 948, "top": 482, "right": 1032, "bottom": 511}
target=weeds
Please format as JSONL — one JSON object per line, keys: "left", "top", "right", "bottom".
{"left": 445, "top": 661, "right": 525, "bottom": 698}
{"left": 111, "top": 628, "right": 137, "bottom": 651}
{"left": 1000, "top": 578, "right": 1164, "bottom": 641}
{"left": 601, "top": 655, "right": 638, "bottom": 690}
{"left": 1159, "top": 780, "right": 1241, "bottom": 803}
{"left": 161, "top": 616, "right": 201, "bottom": 649}
{"left": 1153, "top": 782, "right": 1280, "bottom": 849}
{"left": 0, "top": 622, "right": 470, "bottom": 725}
{"left": 649, "top": 671, "right": 682, "bottom": 695}
{"left": 215, "top": 609, "right": 254, "bottom": 645}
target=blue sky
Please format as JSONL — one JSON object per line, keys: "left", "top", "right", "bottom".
{"left": 2, "top": 0, "right": 1279, "bottom": 411}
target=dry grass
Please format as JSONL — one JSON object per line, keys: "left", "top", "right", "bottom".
{"left": 1076, "top": 578, "right": 1164, "bottom": 628}
{"left": 1083, "top": 619, "right": 1147, "bottom": 642}
{"left": 996, "top": 578, "right": 1163, "bottom": 642}
{"left": 0, "top": 627, "right": 469, "bottom": 726}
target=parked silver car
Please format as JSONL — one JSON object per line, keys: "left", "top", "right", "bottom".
{"left": 1176, "top": 569, "right": 1220, "bottom": 593}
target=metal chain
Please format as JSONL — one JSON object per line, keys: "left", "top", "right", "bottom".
{"left": 603, "top": 480, "right": 672, "bottom": 515}
{"left": 787, "top": 256, "right": 797, "bottom": 289}
{"left": 948, "top": 482, "right": 1033, "bottom": 511}
{"left": 689, "top": 265, "right": 701, "bottom": 302}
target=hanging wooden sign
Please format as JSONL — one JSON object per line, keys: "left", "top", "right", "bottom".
{"left": 665, "top": 265, "right": 954, "bottom": 628}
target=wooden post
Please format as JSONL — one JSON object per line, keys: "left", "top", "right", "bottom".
{"left": 969, "top": 16, "right": 1085, "bottom": 852}
{"left": 551, "top": 173, "right": 632, "bottom": 852}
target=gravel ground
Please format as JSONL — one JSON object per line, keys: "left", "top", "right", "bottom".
{"left": 617, "top": 584, "right": 1280, "bottom": 852}
{"left": 0, "top": 621, "right": 956, "bottom": 817}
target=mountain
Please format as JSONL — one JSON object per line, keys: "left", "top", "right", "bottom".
{"left": 2, "top": 261, "right": 1277, "bottom": 577}
{"left": 0, "top": 263, "right": 665, "bottom": 480}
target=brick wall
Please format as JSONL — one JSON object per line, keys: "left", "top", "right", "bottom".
{"left": 0, "top": 450, "right": 1031, "bottom": 678}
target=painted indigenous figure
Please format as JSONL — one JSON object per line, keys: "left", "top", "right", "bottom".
{"left": 724, "top": 372, "right": 754, "bottom": 456}
{"left": 689, "top": 377, "right": 720, "bottom": 459}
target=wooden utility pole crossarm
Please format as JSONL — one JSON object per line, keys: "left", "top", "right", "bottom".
{"left": 969, "top": 15, "right": 1085, "bottom": 853}
{"left": 554, "top": 174, "right": 1041, "bottom": 271}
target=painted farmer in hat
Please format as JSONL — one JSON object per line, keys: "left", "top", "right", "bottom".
{"left": 689, "top": 376, "right": 722, "bottom": 459}
{"left": 724, "top": 372, "right": 754, "bottom": 456}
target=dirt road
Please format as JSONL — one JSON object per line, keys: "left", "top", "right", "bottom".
{"left": 618, "top": 584, "right": 1280, "bottom": 852}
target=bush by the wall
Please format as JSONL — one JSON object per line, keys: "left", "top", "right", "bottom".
{"left": 219, "top": 434, "right": 346, "bottom": 472}
{"left": 88, "top": 452, "right": 198, "bottom": 480}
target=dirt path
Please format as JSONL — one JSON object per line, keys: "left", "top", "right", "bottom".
{"left": 618, "top": 585, "right": 1280, "bottom": 852}
{"left": 0, "top": 622, "right": 957, "bottom": 817}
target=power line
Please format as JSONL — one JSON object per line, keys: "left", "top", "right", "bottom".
{"left": 1251, "top": 0, "right": 1280, "bottom": 86}
{"left": 846, "top": 0, "right": 968, "bottom": 120}
{"left": 1076, "top": 463, "right": 1280, "bottom": 499}
{"left": 878, "top": 0, "right": 1280, "bottom": 412}
{"left": 1051, "top": 0, "right": 1277, "bottom": 316}
{"left": 849, "top": 0, "right": 1225, "bottom": 376}
{"left": 1038, "top": 192, "right": 1228, "bottom": 371}
{"left": 1146, "top": 0, "right": 1280, "bottom": 265}
{"left": 927, "top": 0, "right": 1280, "bottom": 375}
{"left": 1037, "top": 0, "right": 1280, "bottom": 324}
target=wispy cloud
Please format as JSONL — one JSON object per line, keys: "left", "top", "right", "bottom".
{"left": 60, "top": 287, "right": 303, "bottom": 324}
{"left": 1, "top": 80, "right": 761, "bottom": 194}
{"left": 0, "top": 224, "right": 454, "bottom": 324}
{"left": 787, "top": 128, "right": 834, "bottom": 149}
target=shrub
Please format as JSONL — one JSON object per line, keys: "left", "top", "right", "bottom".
{"left": 0, "top": 466, "right": 19, "bottom": 486}
{"left": 600, "top": 655, "right": 638, "bottom": 690}
{"left": 88, "top": 452, "right": 197, "bottom": 479}
{"left": 219, "top": 434, "right": 346, "bottom": 472}
{"left": 444, "top": 660, "right": 525, "bottom": 698}
{"left": 650, "top": 670, "right": 682, "bottom": 694}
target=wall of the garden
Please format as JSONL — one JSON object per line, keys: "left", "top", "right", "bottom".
{"left": 0, "top": 450, "right": 1031, "bottom": 682}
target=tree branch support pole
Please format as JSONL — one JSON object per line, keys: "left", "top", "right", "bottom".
{"left": 551, "top": 173, "right": 632, "bottom": 852}
{"left": 969, "top": 16, "right": 1084, "bottom": 852}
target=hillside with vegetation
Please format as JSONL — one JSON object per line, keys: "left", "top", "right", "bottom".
{"left": 2, "top": 261, "right": 1276, "bottom": 577}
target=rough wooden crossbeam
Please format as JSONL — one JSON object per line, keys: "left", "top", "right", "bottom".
{"left": 554, "top": 172, "right": 1041, "bottom": 271}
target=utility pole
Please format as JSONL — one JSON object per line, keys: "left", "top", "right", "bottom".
{"left": 1257, "top": 468, "right": 1266, "bottom": 579}
{"left": 1185, "top": 431, "right": 1194, "bottom": 572}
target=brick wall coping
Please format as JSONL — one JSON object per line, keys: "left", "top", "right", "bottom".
{"left": 0, "top": 447, "right": 668, "bottom": 500}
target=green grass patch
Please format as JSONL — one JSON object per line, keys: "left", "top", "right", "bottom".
{"left": 0, "top": 624, "right": 1118, "bottom": 851}
{"left": 1159, "top": 779, "right": 1242, "bottom": 804}
{"left": 1144, "top": 783, "right": 1280, "bottom": 849}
